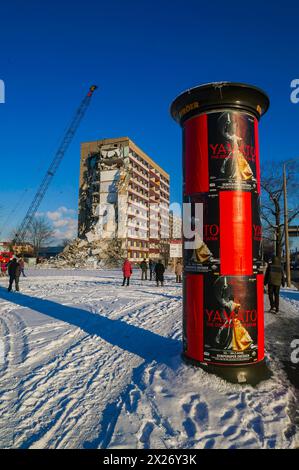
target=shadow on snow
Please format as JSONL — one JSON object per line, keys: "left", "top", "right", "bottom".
{"left": 0, "top": 287, "right": 181, "bottom": 366}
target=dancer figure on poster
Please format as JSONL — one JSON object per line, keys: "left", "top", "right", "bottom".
{"left": 214, "top": 277, "right": 253, "bottom": 352}
{"left": 220, "top": 112, "right": 253, "bottom": 181}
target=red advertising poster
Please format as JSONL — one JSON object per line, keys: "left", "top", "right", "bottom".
{"left": 184, "top": 111, "right": 261, "bottom": 196}
{"left": 202, "top": 274, "right": 259, "bottom": 365}
{"left": 183, "top": 192, "right": 262, "bottom": 276}
{"left": 208, "top": 111, "right": 259, "bottom": 193}
{"left": 183, "top": 273, "right": 262, "bottom": 365}
{"left": 183, "top": 193, "right": 220, "bottom": 274}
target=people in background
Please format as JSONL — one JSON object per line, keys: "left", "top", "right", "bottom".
{"left": 7, "top": 257, "right": 21, "bottom": 292}
{"left": 140, "top": 258, "right": 148, "bottom": 280}
{"left": 1, "top": 262, "right": 7, "bottom": 277}
{"left": 151, "top": 260, "right": 157, "bottom": 281}
{"left": 149, "top": 258, "right": 154, "bottom": 281}
{"left": 122, "top": 258, "right": 133, "bottom": 286}
{"left": 18, "top": 257, "right": 26, "bottom": 277}
{"left": 264, "top": 256, "right": 285, "bottom": 313}
{"left": 155, "top": 260, "right": 165, "bottom": 287}
{"left": 175, "top": 261, "right": 182, "bottom": 283}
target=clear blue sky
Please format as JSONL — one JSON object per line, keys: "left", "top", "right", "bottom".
{"left": 0, "top": 0, "right": 299, "bottom": 241}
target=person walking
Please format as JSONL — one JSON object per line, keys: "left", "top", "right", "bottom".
{"left": 18, "top": 257, "right": 26, "bottom": 277}
{"left": 175, "top": 261, "right": 182, "bottom": 283}
{"left": 7, "top": 258, "right": 21, "bottom": 292}
{"left": 152, "top": 260, "right": 157, "bottom": 281}
{"left": 1, "top": 261, "right": 7, "bottom": 277}
{"left": 264, "top": 256, "right": 285, "bottom": 313}
{"left": 122, "top": 258, "right": 132, "bottom": 286}
{"left": 149, "top": 259, "right": 154, "bottom": 281}
{"left": 155, "top": 260, "right": 165, "bottom": 287}
{"left": 140, "top": 258, "right": 148, "bottom": 280}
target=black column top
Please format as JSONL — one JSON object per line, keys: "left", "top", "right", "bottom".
{"left": 170, "top": 82, "right": 270, "bottom": 126}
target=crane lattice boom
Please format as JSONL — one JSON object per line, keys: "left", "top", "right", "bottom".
{"left": 14, "top": 85, "right": 97, "bottom": 244}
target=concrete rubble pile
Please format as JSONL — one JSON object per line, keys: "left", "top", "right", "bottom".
{"left": 38, "top": 237, "right": 124, "bottom": 269}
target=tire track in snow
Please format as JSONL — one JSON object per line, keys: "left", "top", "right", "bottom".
{"left": 78, "top": 292, "right": 182, "bottom": 449}
{"left": 2, "top": 271, "right": 297, "bottom": 449}
{"left": 0, "top": 274, "right": 182, "bottom": 448}
{"left": 0, "top": 304, "right": 31, "bottom": 446}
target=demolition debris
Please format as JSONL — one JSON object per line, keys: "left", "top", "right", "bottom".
{"left": 38, "top": 237, "right": 125, "bottom": 269}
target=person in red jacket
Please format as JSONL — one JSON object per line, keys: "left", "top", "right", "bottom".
{"left": 122, "top": 259, "right": 132, "bottom": 286}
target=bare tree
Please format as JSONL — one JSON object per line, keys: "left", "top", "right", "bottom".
{"left": 27, "top": 217, "right": 54, "bottom": 256}
{"left": 261, "top": 159, "right": 299, "bottom": 258}
{"left": 158, "top": 240, "right": 170, "bottom": 267}
{"left": 62, "top": 238, "right": 72, "bottom": 248}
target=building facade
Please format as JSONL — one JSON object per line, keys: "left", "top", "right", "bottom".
{"left": 78, "top": 137, "right": 170, "bottom": 261}
{"left": 169, "top": 211, "right": 182, "bottom": 240}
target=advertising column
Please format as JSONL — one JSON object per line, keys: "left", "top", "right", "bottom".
{"left": 170, "top": 83, "right": 270, "bottom": 383}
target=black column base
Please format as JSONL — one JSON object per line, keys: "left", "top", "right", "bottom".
{"left": 182, "top": 353, "right": 272, "bottom": 386}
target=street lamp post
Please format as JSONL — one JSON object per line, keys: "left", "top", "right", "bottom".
{"left": 283, "top": 164, "right": 292, "bottom": 287}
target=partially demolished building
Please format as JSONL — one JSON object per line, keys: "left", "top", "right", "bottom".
{"left": 78, "top": 137, "right": 170, "bottom": 261}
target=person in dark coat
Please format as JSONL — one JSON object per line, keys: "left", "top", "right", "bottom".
{"left": 154, "top": 260, "right": 165, "bottom": 287}
{"left": 264, "top": 256, "right": 285, "bottom": 313}
{"left": 7, "top": 258, "right": 21, "bottom": 292}
{"left": 122, "top": 259, "right": 132, "bottom": 286}
{"left": 149, "top": 259, "right": 154, "bottom": 281}
{"left": 140, "top": 259, "right": 148, "bottom": 280}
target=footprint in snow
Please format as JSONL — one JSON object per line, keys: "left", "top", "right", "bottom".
{"left": 183, "top": 417, "right": 196, "bottom": 438}
{"left": 273, "top": 405, "right": 284, "bottom": 414}
{"left": 181, "top": 394, "right": 200, "bottom": 414}
{"left": 220, "top": 409, "right": 235, "bottom": 422}
{"left": 223, "top": 425, "right": 239, "bottom": 437}
{"left": 204, "top": 438, "right": 215, "bottom": 449}
{"left": 267, "top": 437, "right": 276, "bottom": 448}
{"left": 194, "top": 402, "right": 209, "bottom": 427}
{"left": 139, "top": 422, "right": 154, "bottom": 448}
{"left": 126, "top": 388, "right": 140, "bottom": 413}
{"left": 236, "top": 391, "right": 247, "bottom": 410}
{"left": 249, "top": 415, "right": 264, "bottom": 440}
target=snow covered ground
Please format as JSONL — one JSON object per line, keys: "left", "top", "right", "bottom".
{"left": 0, "top": 268, "right": 298, "bottom": 449}
{"left": 281, "top": 287, "right": 299, "bottom": 311}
